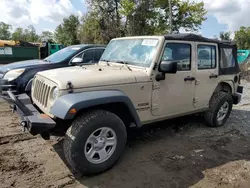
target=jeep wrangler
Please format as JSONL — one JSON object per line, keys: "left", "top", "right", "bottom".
{"left": 6, "top": 34, "right": 243, "bottom": 175}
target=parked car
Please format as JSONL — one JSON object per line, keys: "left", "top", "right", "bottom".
{"left": 6, "top": 34, "right": 243, "bottom": 176}
{"left": 0, "top": 44, "right": 106, "bottom": 95}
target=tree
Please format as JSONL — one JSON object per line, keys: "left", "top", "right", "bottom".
{"left": 78, "top": 12, "right": 105, "bottom": 44}
{"left": 26, "top": 25, "right": 39, "bottom": 42}
{"left": 54, "top": 14, "right": 80, "bottom": 46}
{"left": 87, "top": 0, "right": 123, "bottom": 43}
{"left": 12, "top": 25, "right": 39, "bottom": 42}
{"left": 0, "top": 22, "right": 12, "bottom": 40}
{"left": 234, "top": 26, "right": 250, "bottom": 50}
{"left": 156, "top": 0, "right": 207, "bottom": 33}
{"left": 125, "top": 0, "right": 158, "bottom": 35}
{"left": 219, "top": 31, "right": 231, "bottom": 41}
{"left": 85, "top": 0, "right": 207, "bottom": 43}
{"left": 12, "top": 27, "right": 25, "bottom": 41}
{"left": 40, "top": 31, "right": 54, "bottom": 42}
{"left": 119, "top": 0, "right": 136, "bottom": 34}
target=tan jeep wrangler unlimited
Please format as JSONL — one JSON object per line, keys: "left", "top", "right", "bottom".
{"left": 7, "top": 34, "right": 243, "bottom": 175}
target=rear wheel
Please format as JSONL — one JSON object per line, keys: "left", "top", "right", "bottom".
{"left": 204, "top": 91, "right": 233, "bottom": 127}
{"left": 63, "top": 109, "right": 127, "bottom": 176}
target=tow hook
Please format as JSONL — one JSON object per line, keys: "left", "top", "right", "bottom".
{"left": 41, "top": 132, "right": 50, "bottom": 140}
{"left": 21, "top": 121, "right": 27, "bottom": 132}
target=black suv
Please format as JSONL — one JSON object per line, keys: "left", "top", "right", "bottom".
{"left": 0, "top": 44, "right": 105, "bottom": 95}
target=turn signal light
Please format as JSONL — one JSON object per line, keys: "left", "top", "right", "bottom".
{"left": 69, "top": 108, "right": 77, "bottom": 114}
{"left": 40, "top": 114, "right": 50, "bottom": 119}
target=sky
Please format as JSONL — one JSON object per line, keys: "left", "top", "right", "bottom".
{"left": 0, "top": 0, "right": 250, "bottom": 38}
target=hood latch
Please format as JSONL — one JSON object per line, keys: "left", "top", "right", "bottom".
{"left": 66, "top": 81, "right": 74, "bottom": 93}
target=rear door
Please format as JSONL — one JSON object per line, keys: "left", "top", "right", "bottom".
{"left": 194, "top": 42, "right": 219, "bottom": 108}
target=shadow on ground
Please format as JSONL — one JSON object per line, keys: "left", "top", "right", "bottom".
{"left": 53, "top": 109, "right": 250, "bottom": 188}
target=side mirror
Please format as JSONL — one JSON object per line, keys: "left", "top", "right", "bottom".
{"left": 71, "top": 57, "right": 83, "bottom": 64}
{"left": 159, "top": 60, "right": 177, "bottom": 74}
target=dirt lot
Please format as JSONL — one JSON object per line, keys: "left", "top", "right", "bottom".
{"left": 1, "top": 81, "right": 250, "bottom": 188}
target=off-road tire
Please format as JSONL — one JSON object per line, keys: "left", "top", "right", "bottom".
{"left": 204, "top": 91, "right": 233, "bottom": 127}
{"left": 63, "top": 109, "right": 127, "bottom": 176}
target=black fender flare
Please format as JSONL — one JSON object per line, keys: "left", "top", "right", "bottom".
{"left": 50, "top": 90, "right": 141, "bottom": 126}
{"left": 25, "top": 78, "right": 34, "bottom": 92}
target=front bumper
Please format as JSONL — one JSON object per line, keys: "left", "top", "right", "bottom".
{"left": 5, "top": 91, "right": 56, "bottom": 135}
{"left": 0, "top": 79, "right": 17, "bottom": 95}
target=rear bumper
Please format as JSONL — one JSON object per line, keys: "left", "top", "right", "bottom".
{"left": 233, "top": 85, "right": 243, "bottom": 105}
{"left": 5, "top": 91, "right": 56, "bottom": 135}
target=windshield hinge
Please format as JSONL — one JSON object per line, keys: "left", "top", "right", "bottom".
{"left": 153, "top": 63, "right": 158, "bottom": 70}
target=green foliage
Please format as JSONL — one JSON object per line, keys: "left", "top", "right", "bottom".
{"left": 40, "top": 31, "right": 54, "bottom": 43}
{"left": 219, "top": 31, "right": 231, "bottom": 41}
{"left": 83, "top": 0, "right": 207, "bottom": 42}
{"left": 126, "top": 0, "right": 158, "bottom": 36}
{"left": 234, "top": 27, "right": 250, "bottom": 49}
{"left": 12, "top": 25, "right": 39, "bottom": 42}
{"left": 0, "top": 22, "right": 12, "bottom": 40}
{"left": 119, "top": 0, "right": 136, "bottom": 17}
{"left": 156, "top": 0, "right": 207, "bottom": 33}
{"left": 12, "top": 27, "right": 24, "bottom": 41}
{"left": 87, "top": 0, "right": 123, "bottom": 43}
{"left": 2, "top": 0, "right": 207, "bottom": 45}
{"left": 27, "top": 25, "right": 39, "bottom": 42}
{"left": 78, "top": 12, "right": 105, "bottom": 44}
{"left": 54, "top": 14, "right": 80, "bottom": 46}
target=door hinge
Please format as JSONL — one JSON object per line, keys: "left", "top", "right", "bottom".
{"left": 195, "top": 80, "right": 200, "bottom": 85}
{"left": 193, "top": 98, "right": 198, "bottom": 103}
{"left": 152, "top": 84, "right": 160, "bottom": 90}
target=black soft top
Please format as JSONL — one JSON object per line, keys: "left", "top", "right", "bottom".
{"left": 165, "top": 33, "right": 236, "bottom": 47}
{"left": 164, "top": 33, "right": 240, "bottom": 75}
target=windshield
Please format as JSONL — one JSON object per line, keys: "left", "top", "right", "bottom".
{"left": 44, "top": 46, "right": 83, "bottom": 63}
{"left": 100, "top": 38, "right": 159, "bottom": 67}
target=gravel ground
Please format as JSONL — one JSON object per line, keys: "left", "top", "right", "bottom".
{"left": 1, "top": 81, "right": 250, "bottom": 188}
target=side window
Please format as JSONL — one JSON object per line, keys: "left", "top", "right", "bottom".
{"left": 220, "top": 48, "right": 235, "bottom": 68}
{"left": 82, "top": 49, "right": 95, "bottom": 63}
{"left": 94, "top": 49, "right": 105, "bottom": 62}
{"left": 75, "top": 52, "right": 84, "bottom": 58}
{"left": 197, "top": 45, "right": 216, "bottom": 69}
{"left": 162, "top": 43, "right": 191, "bottom": 71}
{"left": 50, "top": 45, "right": 56, "bottom": 50}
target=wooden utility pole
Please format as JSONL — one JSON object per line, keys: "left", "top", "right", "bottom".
{"left": 169, "top": 0, "right": 172, "bottom": 34}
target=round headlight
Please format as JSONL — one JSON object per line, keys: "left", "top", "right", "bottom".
{"left": 51, "top": 87, "right": 59, "bottom": 101}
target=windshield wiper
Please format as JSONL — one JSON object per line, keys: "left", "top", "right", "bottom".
{"left": 114, "top": 61, "right": 132, "bottom": 71}
{"left": 43, "top": 59, "right": 51, "bottom": 62}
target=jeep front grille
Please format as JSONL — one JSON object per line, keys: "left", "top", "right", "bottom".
{"left": 32, "top": 77, "right": 51, "bottom": 108}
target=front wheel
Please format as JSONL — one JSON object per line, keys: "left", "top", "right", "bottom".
{"left": 63, "top": 109, "right": 127, "bottom": 176}
{"left": 204, "top": 91, "right": 233, "bottom": 127}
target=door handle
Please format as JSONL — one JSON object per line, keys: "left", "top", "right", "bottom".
{"left": 209, "top": 74, "right": 218, "bottom": 79}
{"left": 184, "top": 76, "right": 195, "bottom": 81}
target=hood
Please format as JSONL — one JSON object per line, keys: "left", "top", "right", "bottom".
{"left": 37, "top": 65, "right": 150, "bottom": 90}
{"left": 0, "top": 59, "right": 48, "bottom": 73}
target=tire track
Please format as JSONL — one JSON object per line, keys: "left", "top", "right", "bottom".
{"left": 0, "top": 133, "right": 37, "bottom": 145}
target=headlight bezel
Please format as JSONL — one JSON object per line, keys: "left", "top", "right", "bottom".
{"left": 50, "top": 87, "right": 59, "bottom": 102}
{"left": 3, "top": 68, "right": 25, "bottom": 81}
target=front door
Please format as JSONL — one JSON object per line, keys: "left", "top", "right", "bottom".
{"left": 194, "top": 42, "right": 219, "bottom": 108}
{"left": 152, "top": 41, "right": 196, "bottom": 116}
